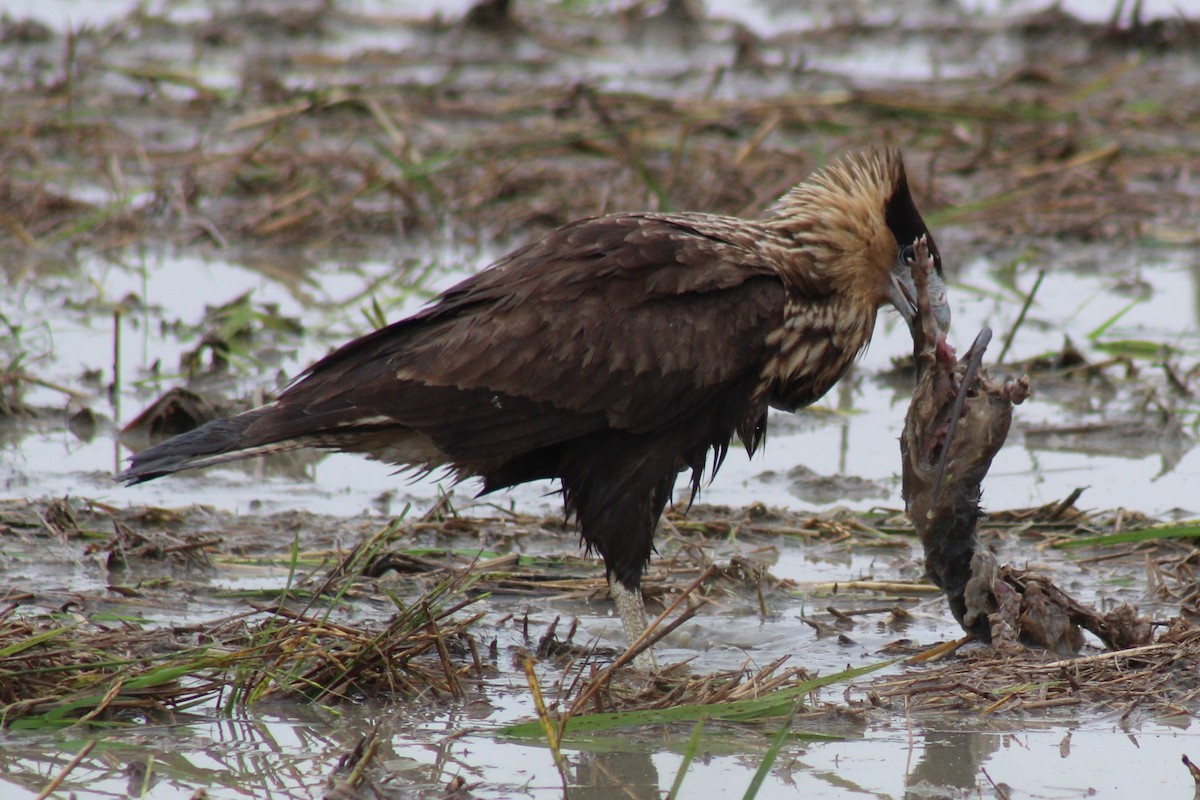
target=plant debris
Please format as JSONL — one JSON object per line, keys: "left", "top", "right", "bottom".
{"left": 1, "top": 494, "right": 1196, "bottom": 733}
{"left": 872, "top": 619, "right": 1200, "bottom": 718}
{"left": 1, "top": 4, "right": 1197, "bottom": 255}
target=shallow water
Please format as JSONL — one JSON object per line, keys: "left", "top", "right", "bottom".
{"left": 5, "top": 239, "right": 1197, "bottom": 519}
{"left": 2, "top": 664, "right": 1197, "bottom": 799}
{"left": 2, "top": 1, "right": 1199, "bottom": 798}
{"left": 8, "top": 0, "right": 1199, "bottom": 99}
{"left": 3, "top": 132, "right": 1198, "bottom": 800}
{"left": 0, "top": 527, "right": 1190, "bottom": 800}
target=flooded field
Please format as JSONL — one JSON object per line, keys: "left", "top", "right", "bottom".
{"left": 2, "top": 1, "right": 1200, "bottom": 798}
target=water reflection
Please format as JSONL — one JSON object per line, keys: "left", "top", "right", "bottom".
{"left": 905, "top": 728, "right": 1002, "bottom": 798}
{"left": 571, "top": 749, "right": 661, "bottom": 799}
{"left": 2, "top": 698, "right": 1197, "bottom": 798}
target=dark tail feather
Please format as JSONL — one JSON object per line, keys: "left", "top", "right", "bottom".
{"left": 118, "top": 407, "right": 298, "bottom": 485}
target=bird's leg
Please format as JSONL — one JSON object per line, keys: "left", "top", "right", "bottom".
{"left": 608, "top": 576, "right": 658, "bottom": 671}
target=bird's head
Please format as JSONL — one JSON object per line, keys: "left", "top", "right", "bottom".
{"left": 878, "top": 153, "right": 950, "bottom": 338}
{"left": 764, "top": 148, "right": 951, "bottom": 340}
{"left": 889, "top": 235, "right": 950, "bottom": 336}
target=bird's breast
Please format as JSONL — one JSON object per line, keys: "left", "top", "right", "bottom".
{"left": 763, "top": 300, "right": 875, "bottom": 411}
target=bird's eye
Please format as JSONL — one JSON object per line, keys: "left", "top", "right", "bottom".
{"left": 900, "top": 244, "right": 915, "bottom": 264}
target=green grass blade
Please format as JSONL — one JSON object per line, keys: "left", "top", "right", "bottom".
{"left": 742, "top": 700, "right": 800, "bottom": 800}
{"left": 496, "top": 658, "right": 896, "bottom": 738}
{"left": 0, "top": 623, "right": 79, "bottom": 658}
{"left": 667, "top": 716, "right": 706, "bottom": 800}
{"left": 1091, "top": 339, "right": 1176, "bottom": 359}
{"left": 1054, "top": 522, "right": 1200, "bottom": 548}
{"left": 1086, "top": 298, "right": 1143, "bottom": 342}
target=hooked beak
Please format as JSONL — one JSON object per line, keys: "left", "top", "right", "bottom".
{"left": 887, "top": 255, "right": 951, "bottom": 338}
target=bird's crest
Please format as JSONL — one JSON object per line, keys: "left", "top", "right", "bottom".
{"left": 764, "top": 148, "right": 906, "bottom": 234}
{"left": 762, "top": 148, "right": 940, "bottom": 294}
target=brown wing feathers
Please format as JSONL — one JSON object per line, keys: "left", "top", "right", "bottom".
{"left": 281, "top": 215, "right": 787, "bottom": 454}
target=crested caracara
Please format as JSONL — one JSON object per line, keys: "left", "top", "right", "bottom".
{"left": 120, "top": 148, "right": 950, "bottom": 669}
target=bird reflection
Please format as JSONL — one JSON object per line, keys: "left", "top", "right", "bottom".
{"left": 905, "top": 728, "right": 1002, "bottom": 798}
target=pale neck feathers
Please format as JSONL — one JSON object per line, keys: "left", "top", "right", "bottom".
{"left": 760, "top": 150, "right": 904, "bottom": 312}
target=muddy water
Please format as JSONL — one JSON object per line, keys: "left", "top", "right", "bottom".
{"left": 6, "top": 242, "right": 1197, "bottom": 518}
{"left": 3, "top": 1, "right": 1200, "bottom": 799}
{"left": 2, "top": 651, "right": 1197, "bottom": 799}
{"left": 0, "top": 505, "right": 1192, "bottom": 800}
{"left": 3, "top": 234, "right": 1197, "bottom": 800}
